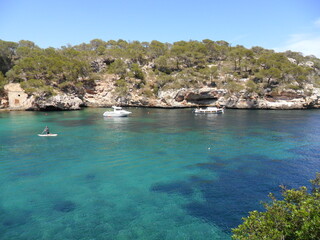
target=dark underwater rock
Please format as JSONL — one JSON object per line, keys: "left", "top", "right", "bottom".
{"left": 53, "top": 200, "right": 76, "bottom": 213}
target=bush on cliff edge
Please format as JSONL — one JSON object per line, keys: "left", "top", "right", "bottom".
{"left": 232, "top": 173, "right": 320, "bottom": 240}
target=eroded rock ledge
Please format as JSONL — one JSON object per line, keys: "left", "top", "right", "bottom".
{"left": 1, "top": 83, "right": 320, "bottom": 111}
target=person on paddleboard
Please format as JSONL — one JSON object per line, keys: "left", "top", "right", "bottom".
{"left": 43, "top": 126, "right": 50, "bottom": 134}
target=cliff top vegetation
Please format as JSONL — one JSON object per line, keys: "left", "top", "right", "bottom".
{"left": 1, "top": 39, "right": 319, "bottom": 99}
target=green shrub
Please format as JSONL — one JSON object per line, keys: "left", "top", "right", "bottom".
{"left": 21, "top": 79, "right": 55, "bottom": 96}
{"left": 156, "top": 74, "right": 174, "bottom": 88}
{"left": 20, "top": 79, "right": 45, "bottom": 88}
{"left": 130, "top": 63, "right": 144, "bottom": 80}
{"left": 0, "top": 72, "right": 8, "bottom": 96}
{"left": 286, "top": 84, "right": 302, "bottom": 90}
{"left": 225, "top": 79, "right": 244, "bottom": 93}
{"left": 152, "top": 85, "right": 159, "bottom": 96}
{"left": 232, "top": 173, "right": 320, "bottom": 240}
{"left": 246, "top": 79, "right": 260, "bottom": 93}
{"left": 143, "top": 88, "right": 154, "bottom": 97}
{"left": 115, "top": 78, "right": 127, "bottom": 87}
{"left": 108, "top": 59, "right": 127, "bottom": 77}
{"left": 114, "top": 78, "right": 128, "bottom": 96}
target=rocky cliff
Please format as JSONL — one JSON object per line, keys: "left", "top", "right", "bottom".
{"left": 2, "top": 81, "right": 320, "bottom": 110}
{"left": 1, "top": 39, "right": 320, "bottom": 111}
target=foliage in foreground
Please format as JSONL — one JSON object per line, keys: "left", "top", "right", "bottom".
{"left": 232, "top": 173, "right": 320, "bottom": 240}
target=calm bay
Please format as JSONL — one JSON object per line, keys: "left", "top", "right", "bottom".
{"left": 1, "top": 108, "right": 320, "bottom": 239}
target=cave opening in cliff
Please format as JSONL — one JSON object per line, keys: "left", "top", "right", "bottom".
{"left": 187, "top": 98, "right": 218, "bottom": 105}
{"left": 41, "top": 106, "right": 64, "bottom": 111}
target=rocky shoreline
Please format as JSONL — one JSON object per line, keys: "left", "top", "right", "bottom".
{"left": 1, "top": 82, "right": 320, "bottom": 111}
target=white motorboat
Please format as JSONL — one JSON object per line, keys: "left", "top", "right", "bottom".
{"left": 194, "top": 106, "right": 224, "bottom": 114}
{"left": 103, "top": 106, "right": 132, "bottom": 117}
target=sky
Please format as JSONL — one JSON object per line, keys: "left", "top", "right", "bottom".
{"left": 1, "top": 0, "right": 320, "bottom": 57}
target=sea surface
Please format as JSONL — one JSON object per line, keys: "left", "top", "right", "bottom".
{"left": 0, "top": 108, "right": 320, "bottom": 240}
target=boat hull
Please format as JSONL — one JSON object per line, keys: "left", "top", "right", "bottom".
{"left": 194, "top": 110, "right": 223, "bottom": 114}
{"left": 194, "top": 107, "right": 224, "bottom": 114}
{"left": 103, "top": 111, "right": 132, "bottom": 117}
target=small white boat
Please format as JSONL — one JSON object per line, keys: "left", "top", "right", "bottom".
{"left": 194, "top": 106, "right": 224, "bottom": 114}
{"left": 103, "top": 106, "right": 132, "bottom": 117}
{"left": 38, "top": 134, "right": 58, "bottom": 137}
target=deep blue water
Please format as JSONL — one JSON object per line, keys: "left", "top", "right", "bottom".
{"left": 0, "top": 108, "right": 320, "bottom": 240}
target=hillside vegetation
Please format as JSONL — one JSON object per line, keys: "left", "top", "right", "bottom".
{"left": 1, "top": 39, "right": 320, "bottom": 101}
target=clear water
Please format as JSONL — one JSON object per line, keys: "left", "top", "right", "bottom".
{"left": 1, "top": 108, "right": 320, "bottom": 240}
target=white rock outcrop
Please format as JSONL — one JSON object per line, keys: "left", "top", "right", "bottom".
{"left": 35, "top": 94, "right": 83, "bottom": 110}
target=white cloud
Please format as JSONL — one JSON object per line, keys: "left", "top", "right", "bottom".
{"left": 314, "top": 18, "right": 320, "bottom": 28}
{"left": 274, "top": 18, "right": 320, "bottom": 58}
{"left": 277, "top": 34, "right": 320, "bottom": 57}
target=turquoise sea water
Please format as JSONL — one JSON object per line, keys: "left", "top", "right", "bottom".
{"left": 1, "top": 108, "right": 320, "bottom": 240}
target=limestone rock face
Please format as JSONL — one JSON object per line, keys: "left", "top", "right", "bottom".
{"left": 223, "top": 89, "right": 320, "bottom": 109}
{"left": 91, "top": 58, "right": 116, "bottom": 73}
{"left": 34, "top": 94, "right": 83, "bottom": 110}
{"left": 0, "top": 97, "right": 9, "bottom": 109}
{"left": 83, "top": 81, "right": 320, "bottom": 109}
{"left": 157, "top": 88, "right": 227, "bottom": 107}
{"left": 304, "top": 88, "right": 320, "bottom": 108}
{"left": 3, "top": 82, "right": 320, "bottom": 111}
{"left": 83, "top": 77, "right": 119, "bottom": 107}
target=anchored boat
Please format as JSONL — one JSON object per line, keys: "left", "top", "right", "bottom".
{"left": 194, "top": 106, "right": 224, "bottom": 114}
{"left": 103, "top": 106, "right": 132, "bottom": 117}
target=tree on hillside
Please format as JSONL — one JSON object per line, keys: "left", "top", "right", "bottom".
{"left": 127, "top": 41, "right": 147, "bottom": 64}
{"left": 232, "top": 173, "right": 320, "bottom": 240}
{"left": 15, "top": 40, "right": 40, "bottom": 58}
{"left": 258, "top": 52, "right": 290, "bottom": 71}
{"left": 229, "top": 45, "right": 245, "bottom": 72}
{"left": 170, "top": 40, "right": 189, "bottom": 69}
{"left": 116, "top": 39, "right": 129, "bottom": 49}
{"left": 283, "top": 50, "right": 304, "bottom": 65}
{"left": 6, "top": 47, "right": 90, "bottom": 90}
{"left": 214, "top": 40, "right": 230, "bottom": 60}
{"left": 149, "top": 40, "right": 168, "bottom": 59}
{"left": 0, "top": 71, "right": 7, "bottom": 96}
{"left": 199, "top": 66, "right": 218, "bottom": 83}
{"left": 284, "top": 65, "right": 311, "bottom": 86}
{"left": 108, "top": 59, "right": 127, "bottom": 78}
{"left": 251, "top": 46, "right": 274, "bottom": 56}
{"left": 154, "top": 55, "right": 177, "bottom": 74}
{"left": 256, "top": 67, "right": 282, "bottom": 85}
{"left": 228, "top": 45, "right": 254, "bottom": 74}
{"left": 0, "top": 40, "right": 18, "bottom": 74}
{"left": 170, "top": 40, "right": 207, "bottom": 69}
{"left": 202, "top": 39, "right": 218, "bottom": 62}
{"left": 130, "top": 63, "right": 144, "bottom": 81}
{"left": 89, "top": 39, "right": 107, "bottom": 55}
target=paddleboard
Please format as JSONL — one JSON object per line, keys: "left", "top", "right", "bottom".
{"left": 38, "top": 134, "right": 58, "bottom": 137}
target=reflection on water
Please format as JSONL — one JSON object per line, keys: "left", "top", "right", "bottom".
{"left": 0, "top": 108, "right": 320, "bottom": 239}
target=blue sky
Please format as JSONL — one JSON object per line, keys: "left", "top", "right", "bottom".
{"left": 1, "top": 0, "right": 320, "bottom": 56}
